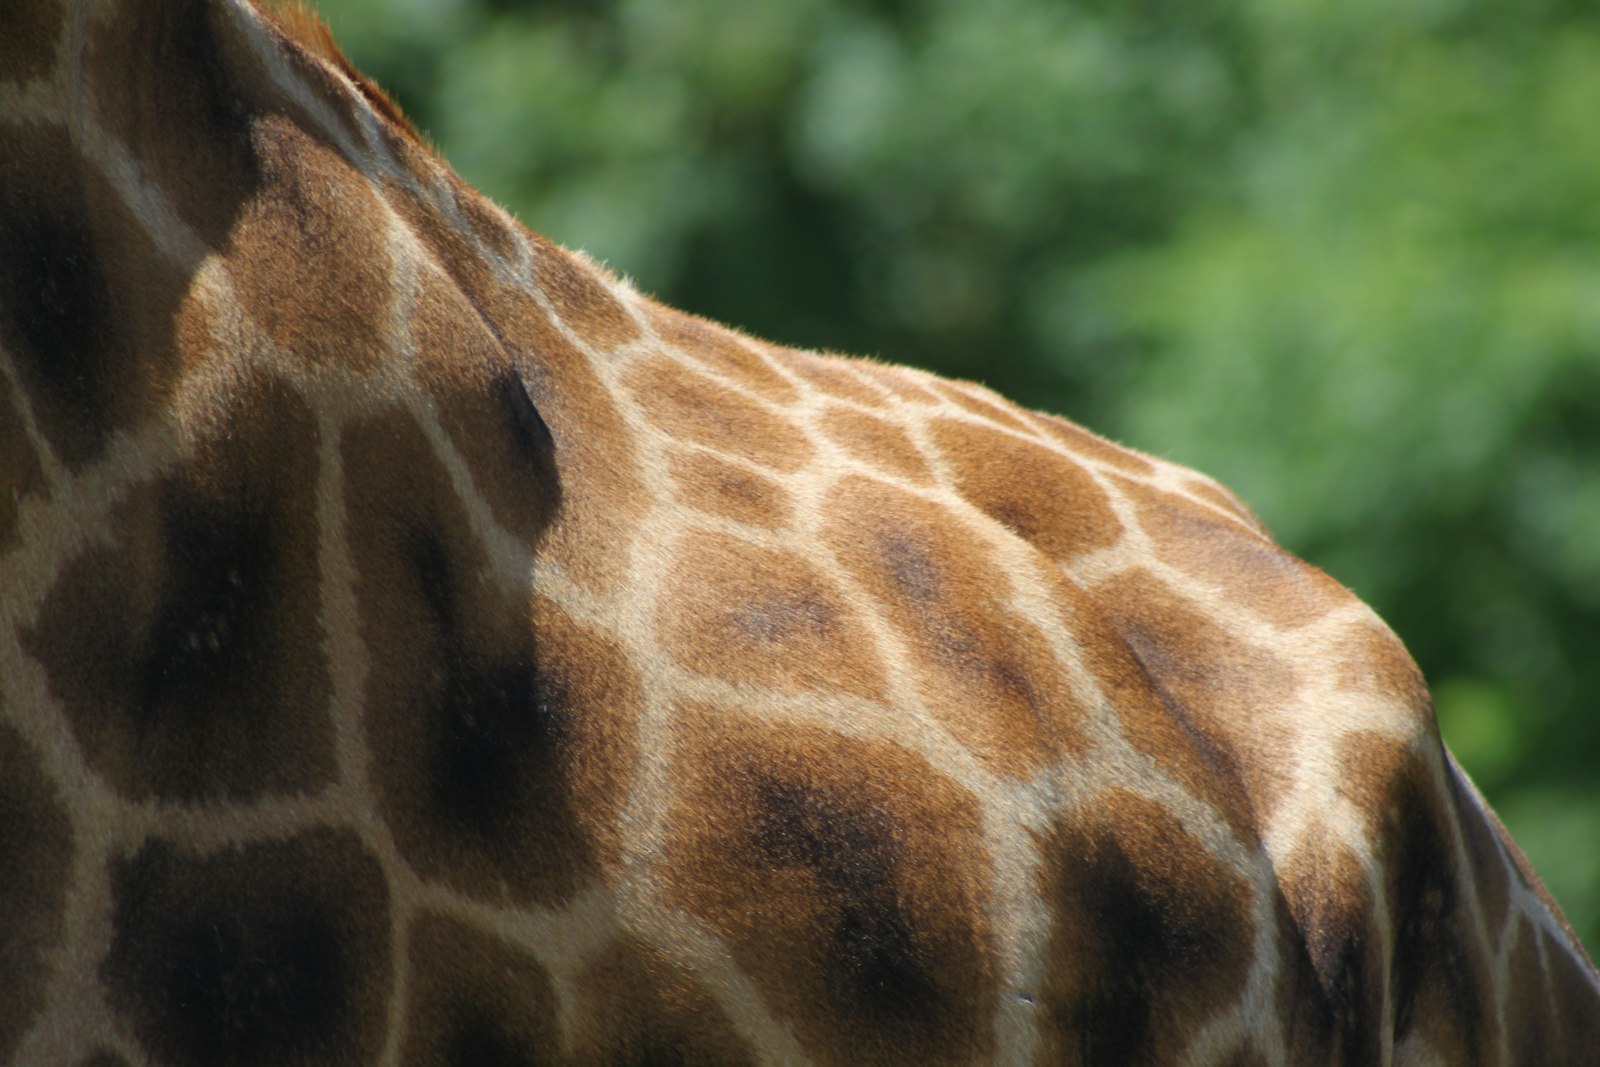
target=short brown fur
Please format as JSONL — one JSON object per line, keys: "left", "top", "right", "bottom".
{"left": 1, "top": 1, "right": 1596, "bottom": 1064}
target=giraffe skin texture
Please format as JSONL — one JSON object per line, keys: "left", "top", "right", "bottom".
{"left": 1, "top": 1, "right": 1597, "bottom": 1065}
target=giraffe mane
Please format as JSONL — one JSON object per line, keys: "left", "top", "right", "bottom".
{"left": 262, "top": 0, "right": 425, "bottom": 143}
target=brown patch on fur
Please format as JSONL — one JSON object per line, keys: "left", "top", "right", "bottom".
{"left": 0, "top": 370, "right": 46, "bottom": 549}
{"left": 1448, "top": 771, "right": 1511, "bottom": 943}
{"left": 530, "top": 238, "right": 640, "bottom": 353}
{"left": 570, "top": 936, "right": 760, "bottom": 1066}
{"left": 264, "top": 1, "right": 422, "bottom": 142}
{"left": 24, "top": 375, "right": 333, "bottom": 801}
{"left": 667, "top": 447, "right": 795, "bottom": 530}
{"left": 659, "top": 531, "right": 887, "bottom": 701}
{"left": 652, "top": 305, "right": 799, "bottom": 405}
{"left": 1182, "top": 475, "right": 1266, "bottom": 530}
{"left": 818, "top": 406, "right": 934, "bottom": 483}
{"left": 775, "top": 350, "right": 894, "bottom": 406}
{"left": 626, "top": 355, "right": 813, "bottom": 473}
{"left": 103, "top": 829, "right": 391, "bottom": 1067}
{"left": 1333, "top": 731, "right": 1499, "bottom": 1056}
{"left": 224, "top": 116, "right": 392, "bottom": 369}
{"left": 381, "top": 177, "right": 652, "bottom": 597}
{"left": 1542, "top": 926, "right": 1600, "bottom": 1054}
{"left": 1120, "top": 477, "right": 1346, "bottom": 630}
{"left": 822, "top": 476, "right": 1089, "bottom": 776}
{"left": 1066, "top": 591, "right": 1260, "bottom": 843}
{"left": 0, "top": 0, "right": 62, "bottom": 84}
{"left": 451, "top": 178, "right": 524, "bottom": 267}
{"left": 0, "top": 722, "right": 74, "bottom": 1064}
{"left": 411, "top": 269, "right": 561, "bottom": 545}
{"left": 85, "top": 0, "right": 261, "bottom": 249}
{"left": 1032, "top": 411, "right": 1156, "bottom": 474}
{"left": 398, "top": 913, "right": 561, "bottom": 1067}
{"left": 1036, "top": 788, "right": 1254, "bottom": 1067}
{"left": 930, "top": 417, "right": 1123, "bottom": 562}
{"left": 1504, "top": 920, "right": 1559, "bottom": 1062}
{"left": 0, "top": 124, "right": 189, "bottom": 466}
{"left": 1275, "top": 838, "right": 1387, "bottom": 1060}
{"left": 665, "top": 707, "right": 997, "bottom": 1066}
{"left": 347, "top": 411, "right": 639, "bottom": 905}
{"left": 931, "top": 379, "right": 1039, "bottom": 434}
{"left": 1333, "top": 622, "right": 1433, "bottom": 714}
{"left": 1090, "top": 568, "right": 1300, "bottom": 816}
{"left": 849, "top": 361, "right": 946, "bottom": 405}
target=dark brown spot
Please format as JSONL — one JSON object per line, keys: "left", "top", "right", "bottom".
{"left": 1275, "top": 840, "right": 1386, "bottom": 1062}
{"left": 850, "top": 361, "right": 945, "bottom": 406}
{"left": 348, "top": 413, "right": 638, "bottom": 903}
{"left": 398, "top": 914, "right": 560, "bottom": 1067}
{"left": 224, "top": 117, "right": 391, "bottom": 371}
{"left": 652, "top": 305, "right": 798, "bottom": 405}
{"left": 86, "top": 0, "right": 259, "bottom": 248}
{"left": 665, "top": 710, "right": 995, "bottom": 1067}
{"left": 0, "top": 369, "right": 47, "bottom": 548}
{"left": 626, "top": 356, "right": 812, "bottom": 473}
{"left": 1119, "top": 477, "right": 1343, "bottom": 629}
{"left": 0, "top": 0, "right": 63, "bottom": 83}
{"left": 1090, "top": 568, "right": 1299, "bottom": 820}
{"left": 570, "top": 936, "right": 759, "bottom": 1067}
{"left": 932, "top": 380, "right": 1038, "bottom": 434}
{"left": 24, "top": 378, "right": 332, "bottom": 801}
{"left": 104, "top": 830, "right": 390, "bottom": 1067}
{"left": 0, "top": 722, "right": 74, "bottom": 1064}
{"left": 774, "top": 350, "right": 893, "bottom": 406}
{"left": 1333, "top": 622, "right": 1432, "bottom": 713}
{"left": 817, "top": 406, "right": 933, "bottom": 483}
{"left": 823, "top": 477, "right": 1089, "bottom": 776}
{"left": 930, "top": 417, "right": 1122, "bottom": 561}
{"left": 1037, "top": 789, "right": 1254, "bottom": 1067}
{"left": 412, "top": 270, "right": 561, "bottom": 544}
{"left": 658, "top": 532, "right": 886, "bottom": 701}
{"left": 382, "top": 179, "right": 651, "bottom": 599}
{"left": 1182, "top": 475, "right": 1264, "bottom": 529}
{"left": 1333, "top": 732, "right": 1497, "bottom": 1056}
{"left": 0, "top": 126, "right": 187, "bottom": 465}
{"left": 1032, "top": 412, "right": 1156, "bottom": 474}
{"left": 530, "top": 239, "right": 640, "bottom": 352}
{"left": 77, "top": 1054, "right": 133, "bottom": 1067}
{"left": 666, "top": 448, "right": 794, "bottom": 531}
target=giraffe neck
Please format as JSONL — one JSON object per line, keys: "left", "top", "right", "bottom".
{"left": 3, "top": 2, "right": 1598, "bottom": 1065}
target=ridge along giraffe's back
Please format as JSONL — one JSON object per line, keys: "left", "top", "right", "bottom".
{"left": 1, "top": 1, "right": 1597, "bottom": 1065}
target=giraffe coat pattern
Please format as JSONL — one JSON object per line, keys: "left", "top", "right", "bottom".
{"left": 2, "top": 1, "right": 1598, "bottom": 1064}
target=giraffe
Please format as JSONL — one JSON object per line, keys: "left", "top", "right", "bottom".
{"left": 1, "top": 0, "right": 1597, "bottom": 1064}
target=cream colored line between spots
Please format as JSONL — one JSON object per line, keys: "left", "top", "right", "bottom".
{"left": 6, "top": 736, "right": 133, "bottom": 1066}
{"left": 378, "top": 207, "right": 424, "bottom": 374}
{"left": 226, "top": 0, "right": 373, "bottom": 171}
{"left": 626, "top": 907, "right": 817, "bottom": 1067}
{"left": 79, "top": 115, "right": 210, "bottom": 269}
{"left": 982, "top": 791, "right": 1051, "bottom": 1067}
{"left": 581, "top": 250, "right": 659, "bottom": 339}
{"left": 0, "top": 342, "right": 67, "bottom": 490}
{"left": 404, "top": 881, "right": 630, "bottom": 1060}
{"left": 311, "top": 402, "right": 376, "bottom": 812}
{"left": 1177, "top": 846, "right": 1287, "bottom": 1067}
{"left": 0, "top": 426, "right": 181, "bottom": 629}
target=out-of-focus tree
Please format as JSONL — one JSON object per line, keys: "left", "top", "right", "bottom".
{"left": 315, "top": 0, "right": 1600, "bottom": 953}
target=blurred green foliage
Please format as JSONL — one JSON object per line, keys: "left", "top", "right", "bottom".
{"left": 315, "top": 0, "right": 1600, "bottom": 952}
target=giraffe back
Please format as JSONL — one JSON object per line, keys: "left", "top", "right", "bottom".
{"left": 2, "top": 1, "right": 1597, "bottom": 1065}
